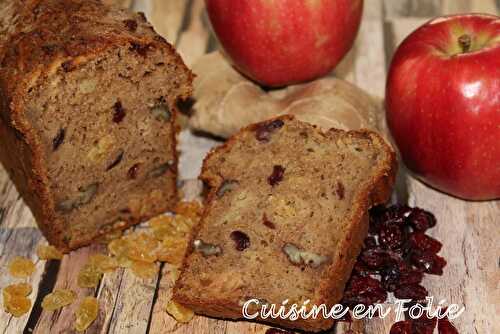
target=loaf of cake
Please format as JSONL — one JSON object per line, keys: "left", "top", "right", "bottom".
{"left": 173, "top": 115, "right": 397, "bottom": 332}
{"left": 0, "top": 0, "right": 192, "bottom": 251}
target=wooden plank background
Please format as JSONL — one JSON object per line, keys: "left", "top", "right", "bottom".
{"left": 0, "top": 1, "right": 498, "bottom": 333}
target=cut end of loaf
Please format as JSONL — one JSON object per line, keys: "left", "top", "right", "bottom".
{"left": 24, "top": 42, "right": 192, "bottom": 250}
{"left": 173, "top": 115, "right": 396, "bottom": 332}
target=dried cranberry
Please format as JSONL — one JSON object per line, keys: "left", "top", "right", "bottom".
{"left": 113, "top": 101, "right": 126, "bottom": 123}
{"left": 230, "top": 231, "right": 250, "bottom": 251}
{"left": 61, "top": 60, "right": 75, "bottom": 72}
{"left": 129, "top": 42, "right": 151, "bottom": 56}
{"left": 123, "top": 19, "right": 138, "bottom": 31}
{"left": 379, "top": 224, "right": 405, "bottom": 250}
{"left": 382, "top": 265, "right": 424, "bottom": 292}
{"left": 390, "top": 320, "right": 412, "bottom": 334}
{"left": 352, "top": 260, "right": 374, "bottom": 277}
{"left": 410, "top": 250, "right": 446, "bottom": 275}
{"left": 409, "top": 232, "right": 442, "bottom": 253}
{"left": 128, "top": 164, "right": 140, "bottom": 179}
{"left": 394, "top": 284, "right": 428, "bottom": 301}
{"left": 342, "top": 276, "right": 387, "bottom": 307}
{"left": 408, "top": 208, "right": 436, "bottom": 231}
{"left": 52, "top": 128, "right": 65, "bottom": 151}
{"left": 268, "top": 165, "right": 285, "bottom": 186}
{"left": 364, "top": 235, "right": 378, "bottom": 248}
{"left": 360, "top": 248, "right": 388, "bottom": 270}
{"left": 370, "top": 204, "right": 412, "bottom": 232}
{"left": 380, "top": 261, "right": 419, "bottom": 291}
{"left": 336, "top": 181, "right": 345, "bottom": 199}
{"left": 255, "top": 119, "right": 284, "bottom": 142}
{"left": 412, "top": 314, "right": 437, "bottom": 334}
{"left": 438, "top": 318, "right": 459, "bottom": 334}
{"left": 262, "top": 214, "right": 276, "bottom": 229}
{"left": 380, "top": 266, "right": 400, "bottom": 292}
{"left": 41, "top": 44, "right": 57, "bottom": 55}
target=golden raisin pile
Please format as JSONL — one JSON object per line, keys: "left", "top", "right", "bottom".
{"left": 3, "top": 257, "right": 36, "bottom": 317}
{"left": 2, "top": 201, "right": 202, "bottom": 327}
{"left": 104, "top": 201, "right": 201, "bottom": 280}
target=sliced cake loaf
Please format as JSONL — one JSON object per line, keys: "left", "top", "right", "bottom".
{"left": 173, "top": 115, "right": 397, "bottom": 332}
{"left": 0, "top": 0, "right": 192, "bottom": 251}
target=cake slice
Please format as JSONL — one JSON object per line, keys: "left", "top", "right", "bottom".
{"left": 173, "top": 115, "right": 397, "bottom": 332}
{"left": 0, "top": 0, "right": 192, "bottom": 251}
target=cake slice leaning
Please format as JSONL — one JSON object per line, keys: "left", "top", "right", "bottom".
{"left": 173, "top": 115, "right": 397, "bottom": 332}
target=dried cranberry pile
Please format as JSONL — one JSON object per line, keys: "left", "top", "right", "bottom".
{"left": 340, "top": 204, "right": 457, "bottom": 334}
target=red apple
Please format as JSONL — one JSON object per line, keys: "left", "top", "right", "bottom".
{"left": 386, "top": 14, "right": 500, "bottom": 200}
{"left": 205, "top": 0, "right": 363, "bottom": 87}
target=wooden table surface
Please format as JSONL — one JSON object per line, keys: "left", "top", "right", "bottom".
{"left": 1, "top": 1, "right": 498, "bottom": 333}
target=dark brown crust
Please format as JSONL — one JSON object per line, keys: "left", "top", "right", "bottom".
{"left": 173, "top": 115, "right": 397, "bottom": 332}
{"left": 0, "top": 0, "right": 193, "bottom": 252}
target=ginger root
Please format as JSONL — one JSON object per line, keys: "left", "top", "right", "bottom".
{"left": 189, "top": 52, "right": 382, "bottom": 138}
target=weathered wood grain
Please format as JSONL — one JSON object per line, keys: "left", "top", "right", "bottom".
{"left": 101, "top": 266, "right": 160, "bottom": 334}
{"left": 335, "top": 0, "right": 386, "bottom": 98}
{"left": 33, "top": 244, "right": 104, "bottom": 334}
{"left": 384, "top": 0, "right": 499, "bottom": 17}
{"left": 441, "top": 0, "right": 499, "bottom": 14}
{"left": 383, "top": 0, "right": 442, "bottom": 18}
{"left": 0, "top": 168, "right": 45, "bottom": 334}
{"left": 175, "top": 0, "right": 211, "bottom": 67}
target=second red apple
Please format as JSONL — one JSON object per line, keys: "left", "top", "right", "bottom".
{"left": 205, "top": 0, "right": 363, "bottom": 87}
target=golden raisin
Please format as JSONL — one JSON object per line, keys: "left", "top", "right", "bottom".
{"left": 174, "top": 201, "right": 203, "bottom": 220}
{"left": 124, "top": 232, "right": 159, "bottom": 263}
{"left": 3, "top": 293, "right": 31, "bottom": 317}
{"left": 172, "top": 216, "right": 195, "bottom": 235}
{"left": 149, "top": 215, "right": 176, "bottom": 240}
{"left": 74, "top": 296, "right": 98, "bottom": 332}
{"left": 36, "top": 244, "right": 64, "bottom": 260}
{"left": 89, "top": 254, "right": 118, "bottom": 273}
{"left": 149, "top": 215, "right": 193, "bottom": 240}
{"left": 3, "top": 283, "right": 32, "bottom": 298}
{"left": 130, "top": 261, "right": 157, "bottom": 279}
{"left": 41, "top": 289, "right": 76, "bottom": 311}
{"left": 77, "top": 264, "right": 102, "bottom": 288}
{"left": 165, "top": 300, "right": 194, "bottom": 323}
{"left": 8, "top": 256, "right": 36, "bottom": 278}
{"left": 156, "top": 236, "right": 188, "bottom": 265}
{"left": 108, "top": 237, "right": 129, "bottom": 257}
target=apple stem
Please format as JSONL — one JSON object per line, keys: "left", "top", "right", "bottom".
{"left": 458, "top": 34, "right": 472, "bottom": 53}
